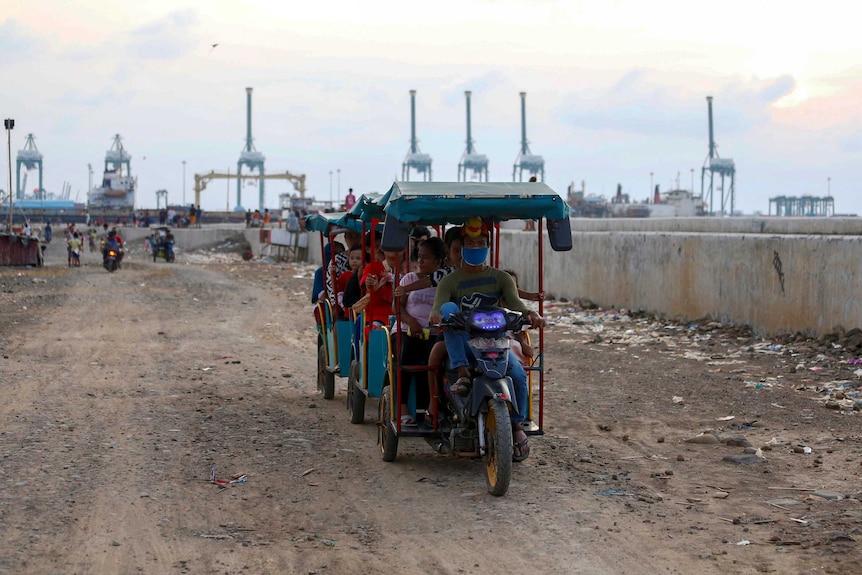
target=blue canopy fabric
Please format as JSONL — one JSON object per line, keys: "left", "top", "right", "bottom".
{"left": 378, "top": 181, "right": 569, "bottom": 225}
{"left": 303, "top": 211, "right": 362, "bottom": 233}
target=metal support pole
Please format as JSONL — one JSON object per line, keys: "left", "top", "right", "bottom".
{"left": 182, "top": 160, "right": 186, "bottom": 206}
{"left": 5, "top": 119, "right": 14, "bottom": 230}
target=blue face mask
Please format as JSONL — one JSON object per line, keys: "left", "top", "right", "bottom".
{"left": 461, "top": 246, "right": 489, "bottom": 266}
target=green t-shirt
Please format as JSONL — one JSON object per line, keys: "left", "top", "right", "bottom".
{"left": 430, "top": 267, "right": 530, "bottom": 316}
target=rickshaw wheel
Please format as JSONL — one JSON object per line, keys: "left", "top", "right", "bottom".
{"left": 317, "top": 344, "right": 335, "bottom": 400}
{"left": 484, "top": 399, "right": 513, "bottom": 496}
{"left": 379, "top": 385, "right": 398, "bottom": 462}
{"left": 348, "top": 360, "right": 365, "bottom": 424}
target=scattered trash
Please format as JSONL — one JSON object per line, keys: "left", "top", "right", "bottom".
{"left": 716, "top": 415, "right": 735, "bottom": 421}
{"left": 209, "top": 465, "right": 247, "bottom": 488}
{"left": 793, "top": 445, "right": 812, "bottom": 454}
{"left": 812, "top": 380, "right": 861, "bottom": 410}
{"left": 672, "top": 396, "right": 684, "bottom": 404}
{"left": 736, "top": 540, "right": 751, "bottom": 546}
{"left": 745, "top": 381, "right": 774, "bottom": 389}
{"left": 594, "top": 489, "right": 627, "bottom": 496}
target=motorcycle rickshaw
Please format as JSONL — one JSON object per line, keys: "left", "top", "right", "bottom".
{"left": 304, "top": 211, "right": 364, "bottom": 400}
{"left": 338, "top": 193, "right": 397, "bottom": 424}
{"left": 374, "top": 181, "right": 572, "bottom": 496}
{"left": 148, "top": 226, "right": 175, "bottom": 262}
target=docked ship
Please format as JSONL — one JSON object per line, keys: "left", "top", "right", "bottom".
{"left": 88, "top": 134, "right": 136, "bottom": 210}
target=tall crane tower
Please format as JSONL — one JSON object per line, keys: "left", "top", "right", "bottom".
{"left": 105, "top": 134, "right": 131, "bottom": 175}
{"left": 700, "top": 96, "right": 736, "bottom": 215}
{"left": 16, "top": 133, "right": 43, "bottom": 198}
{"left": 457, "top": 90, "right": 489, "bottom": 182}
{"left": 236, "top": 87, "right": 266, "bottom": 211}
{"left": 512, "top": 92, "right": 544, "bottom": 182}
{"left": 401, "top": 90, "right": 433, "bottom": 181}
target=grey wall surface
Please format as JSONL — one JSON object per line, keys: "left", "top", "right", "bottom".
{"left": 499, "top": 218, "right": 862, "bottom": 337}
{"left": 123, "top": 218, "right": 861, "bottom": 337}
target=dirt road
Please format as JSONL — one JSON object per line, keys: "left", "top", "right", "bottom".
{"left": 1, "top": 241, "right": 860, "bottom": 574}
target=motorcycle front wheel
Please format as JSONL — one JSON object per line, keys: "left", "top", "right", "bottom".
{"left": 347, "top": 359, "right": 365, "bottom": 424}
{"left": 484, "top": 399, "right": 513, "bottom": 496}
{"left": 379, "top": 385, "right": 398, "bottom": 462}
{"left": 317, "top": 343, "right": 335, "bottom": 400}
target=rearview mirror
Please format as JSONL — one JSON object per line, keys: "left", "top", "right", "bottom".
{"left": 547, "top": 218, "right": 572, "bottom": 251}
{"left": 381, "top": 217, "right": 410, "bottom": 252}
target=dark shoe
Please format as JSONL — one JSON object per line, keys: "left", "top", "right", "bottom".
{"left": 450, "top": 376, "right": 471, "bottom": 396}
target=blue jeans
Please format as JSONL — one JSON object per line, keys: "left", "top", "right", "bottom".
{"left": 443, "top": 329, "right": 527, "bottom": 424}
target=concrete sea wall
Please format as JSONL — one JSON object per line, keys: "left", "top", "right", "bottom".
{"left": 499, "top": 217, "right": 862, "bottom": 337}
{"left": 122, "top": 217, "right": 862, "bottom": 337}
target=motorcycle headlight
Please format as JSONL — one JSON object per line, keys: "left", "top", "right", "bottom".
{"left": 108, "top": 250, "right": 116, "bottom": 256}
{"left": 468, "top": 337, "right": 511, "bottom": 350}
{"left": 469, "top": 310, "right": 506, "bottom": 331}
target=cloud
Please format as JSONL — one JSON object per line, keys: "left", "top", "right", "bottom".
{"left": 0, "top": 18, "right": 46, "bottom": 63}
{"left": 555, "top": 69, "right": 798, "bottom": 142}
{"left": 126, "top": 10, "right": 199, "bottom": 61}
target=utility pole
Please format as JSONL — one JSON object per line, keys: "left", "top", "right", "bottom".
{"left": 5, "top": 119, "right": 14, "bottom": 230}
{"left": 337, "top": 168, "right": 341, "bottom": 208}
{"left": 182, "top": 160, "right": 186, "bottom": 206}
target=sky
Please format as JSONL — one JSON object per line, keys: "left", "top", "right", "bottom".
{"left": 1, "top": 0, "right": 860, "bottom": 215}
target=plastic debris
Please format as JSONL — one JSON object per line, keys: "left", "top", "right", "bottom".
{"left": 745, "top": 381, "right": 775, "bottom": 389}
{"left": 594, "top": 489, "right": 627, "bottom": 496}
{"left": 716, "top": 415, "right": 735, "bottom": 421}
{"left": 736, "top": 540, "right": 751, "bottom": 546}
{"left": 209, "top": 465, "right": 247, "bottom": 488}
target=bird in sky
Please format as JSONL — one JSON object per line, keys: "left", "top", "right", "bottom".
{"left": 209, "top": 43, "right": 219, "bottom": 52}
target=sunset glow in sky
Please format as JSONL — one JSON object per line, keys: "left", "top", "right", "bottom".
{"left": 2, "top": 0, "right": 860, "bottom": 213}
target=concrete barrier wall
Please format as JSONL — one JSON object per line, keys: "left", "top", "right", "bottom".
{"left": 121, "top": 225, "right": 264, "bottom": 253}
{"left": 499, "top": 224, "right": 862, "bottom": 337}
{"left": 119, "top": 219, "right": 861, "bottom": 337}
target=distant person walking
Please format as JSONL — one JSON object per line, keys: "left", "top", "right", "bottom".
{"left": 345, "top": 188, "right": 356, "bottom": 211}
{"left": 523, "top": 176, "right": 537, "bottom": 231}
{"left": 68, "top": 232, "right": 82, "bottom": 267}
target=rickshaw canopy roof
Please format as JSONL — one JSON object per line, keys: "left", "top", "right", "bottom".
{"left": 348, "top": 192, "right": 386, "bottom": 222}
{"left": 378, "top": 181, "right": 569, "bottom": 225}
{"left": 303, "top": 211, "right": 360, "bottom": 233}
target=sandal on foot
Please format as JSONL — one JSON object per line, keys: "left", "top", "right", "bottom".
{"left": 400, "top": 414, "right": 417, "bottom": 427}
{"left": 450, "top": 376, "right": 471, "bottom": 396}
{"left": 513, "top": 428, "right": 531, "bottom": 462}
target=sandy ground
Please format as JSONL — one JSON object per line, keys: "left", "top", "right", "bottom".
{"left": 0, "top": 238, "right": 860, "bottom": 575}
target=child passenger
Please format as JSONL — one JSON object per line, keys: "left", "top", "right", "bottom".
{"left": 396, "top": 237, "right": 447, "bottom": 425}
{"left": 337, "top": 245, "right": 363, "bottom": 317}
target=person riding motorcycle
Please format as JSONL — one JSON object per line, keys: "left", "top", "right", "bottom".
{"left": 103, "top": 229, "right": 125, "bottom": 268}
{"left": 429, "top": 217, "right": 543, "bottom": 461}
